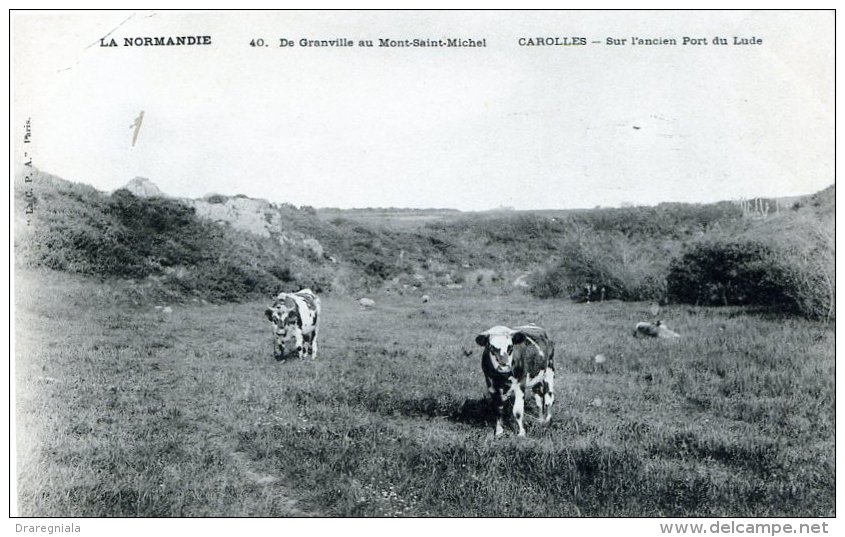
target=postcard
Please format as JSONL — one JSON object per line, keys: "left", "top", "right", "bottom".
{"left": 11, "top": 9, "right": 835, "bottom": 528}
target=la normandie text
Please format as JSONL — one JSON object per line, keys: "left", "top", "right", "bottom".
{"left": 100, "top": 36, "right": 212, "bottom": 47}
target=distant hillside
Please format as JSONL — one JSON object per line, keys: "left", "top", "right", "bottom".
{"left": 13, "top": 171, "right": 504, "bottom": 300}
{"left": 14, "top": 170, "right": 335, "bottom": 302}
{"left": 797, "top": 184, "right": 835, "bottom": 218}
{"left": 316, "top": 207, "right": 464, "bottom": 230}
{"left": 13, "top": 168, "right": 834, "bottom": 318}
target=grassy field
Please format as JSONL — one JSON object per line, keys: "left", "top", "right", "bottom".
{"left": 15, "top": 270, "right": 834, "bottom": 517}
{"left": 315, "top": 208, "right": 466, "bottom": 230}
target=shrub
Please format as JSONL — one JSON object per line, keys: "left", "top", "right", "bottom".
{"left": 667, "top": 217, "right": 834, "bottom": 320}
{"left": 530, "top": 232, "right": 674, "bottom": 301}
{"left": 205, "top": 194, "right": 227, "bottom": 204}
{"left": 667, "top": 239, "right": 789, "bottom": 307}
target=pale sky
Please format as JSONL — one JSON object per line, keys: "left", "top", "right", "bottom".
{"left": 12, "top": 10, "right": 834, "bottom": 210}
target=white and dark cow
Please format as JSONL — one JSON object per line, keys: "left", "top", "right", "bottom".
{"left": 475, "top": 324, "right": 555, "bottom": 437}
{"left": 633, "top": 320, "right": 680, "bottom": 339}
{"left": 264, "top": 289, "right": 321, "bottom": 362}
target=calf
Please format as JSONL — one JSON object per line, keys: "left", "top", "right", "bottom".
{"left": 264, "top": 289, "right": 321, "bottom": 362}
{"left": 633, "top": 320, "right": 680, "bottom": 338}
{"left": 475, "top": 324, "right": 555, "bottom": 437}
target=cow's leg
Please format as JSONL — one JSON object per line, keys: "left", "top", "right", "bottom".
{"left": 491, "top": 386, "right": 506, "bottom": 437}
{"left": 543, "top": 369, "right": 555, "bottom": 424}
{"left": 513, "top": 383, "right": 526, "bottom": 437}
{"left": 532, "top": 383, "right": 545, "bottom": 421}
{"left": 301, "top": 332, "right": 312, "bottom": 358}
{"left": 310, "top": 328, "right": 318, "bottom": 359}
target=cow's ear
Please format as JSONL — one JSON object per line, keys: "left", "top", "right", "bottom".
{"left": 284, "top": 296, "right": 297, "bottom": 309}
{"left": 512, "top": 332, "right": 527, "bottom": 345}
{"left": 264, "top": 308, "right": 274, "bottom": 321}
{"left": 475, "top": 334, "right": 489, "bottom": 347}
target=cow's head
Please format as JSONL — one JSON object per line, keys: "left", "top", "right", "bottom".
{"left": 475, "top": 326, "right": 526, "bottom": 374}
{"left": 264, "top": 296, "right": 304, "bottom": 361}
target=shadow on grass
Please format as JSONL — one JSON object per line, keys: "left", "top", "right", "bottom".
{"left": 384, "top": 395, "right": 494, "bottom": 429}
{"left": 405, "top": 395, "right": 565, "bottom": 437}
{"left": 451, "top": 397, "right": 494, "bottom": 428}
{"left": 390, "top": 395, "right": 562, "bottom": 432}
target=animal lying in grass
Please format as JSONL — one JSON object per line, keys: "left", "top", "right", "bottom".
{"left": 475, "top": 324, "right": 555, "bottom": 437}
{"left": 264, "top": 289, "right": 321, "bottom": 362}
{"left": 633, "top": 320, "right": 680, "bottom": 338}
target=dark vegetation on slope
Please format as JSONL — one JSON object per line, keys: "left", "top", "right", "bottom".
{"left": 15, "top": 172, "right": 332, "bottom": 302}
{"left": 526, "top": 195, "right": 834, "bottom": 321}
{"left": 14, "top": 169, "right": 834, "bottom": 319}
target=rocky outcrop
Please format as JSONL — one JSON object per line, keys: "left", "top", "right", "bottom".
{"left": 122, "top": 177, "right": 165, "bottom": 198}
{"left": 118, "top": 177, "right": 328, "bottom": 259}
{"left": 187, "top": 196, "right": 276, "bottom": 237}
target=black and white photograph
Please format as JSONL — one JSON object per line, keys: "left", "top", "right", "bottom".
{"left": 11, "top": 9, "right": 835, "bottom": 525}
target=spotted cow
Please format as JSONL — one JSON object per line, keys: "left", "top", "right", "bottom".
{"left": 264, "top": 289, "right": 321, "bottom": 362}
{"left": 633, "top": 320, "right": 680, "bottom": 339}
{"left": 475, "top": 324, "right": 555, "bottom": 437}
